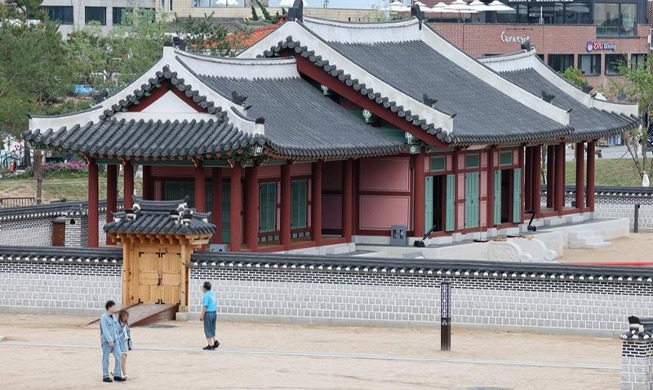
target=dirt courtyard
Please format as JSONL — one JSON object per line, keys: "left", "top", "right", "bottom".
{"left": 561, "top": 232, "right": 653, "bottom": 264}
{"left": 0, "top": 314, "right": 620, "bottom": 390}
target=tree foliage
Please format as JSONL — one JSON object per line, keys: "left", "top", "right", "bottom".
{"left": 561, "top": 67, "right": 589, "bottom": 89}
{"left": 610, "top": 57, "right": 653, "bottom": 181}
{"left": 250, "top": 5, "right": 260, "bottom": 21}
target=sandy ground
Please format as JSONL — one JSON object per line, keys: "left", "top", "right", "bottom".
{"left": 561, "top": 232, "right": 653, "bottom": 264}
{"left": 0, "top": 314, "right": 620, "bottom": 390}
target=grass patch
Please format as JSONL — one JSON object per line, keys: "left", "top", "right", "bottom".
{"left": 0, "top": 176, "right": 143, "bottom": 203}
{"left": 565, "top": 158, "right": 645, "bottom": 186}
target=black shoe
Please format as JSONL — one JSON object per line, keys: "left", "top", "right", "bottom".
{"left": 103, "top": 377, "right": 113, "bottom": 383}
{"left": 213, "top": 340, "right": 220, "bottom": 349}
{"left": 203, "top": 345, "right": 213, "bottom": 350}
{"left": 114, "top": 376, "right": 126, "bottom": 382}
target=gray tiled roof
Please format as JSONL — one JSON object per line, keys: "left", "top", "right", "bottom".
{"left": 103, "top": 197, "right": 215, "bottom": 235}
{"left": 197, "top": 75, "right": 407, "bottom": 159}
{"left": 499, "top": 69, "right": 640, "bottom": 140}
{"left": 260, "top": 38, "right": 450, "bottom": 143}
{"left": 321, "top": 40, "right": 572, "bottom": 145}
{"left": 23, "top": 117, "right": 262, "bottom": 159}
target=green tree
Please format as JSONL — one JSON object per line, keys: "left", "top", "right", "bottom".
{"left": 256, "top": 0, "right": 275, "bottom": 23}
{"left": 250, "top": 5, "right": 260, "bottom": 21}
{"left": 561, "top": 67, "right": 589, "bottom": 89}
{"left": 610, "top": 57, "right": 653, "bottom": 182}
{"left": 172, "top": 13, "right": 240, "bottom": 57}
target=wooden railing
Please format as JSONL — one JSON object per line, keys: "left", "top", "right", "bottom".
{"left": 0, "top": 197, "right": 36, "bottom": 207}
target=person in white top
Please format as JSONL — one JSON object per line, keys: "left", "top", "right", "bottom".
{"left": 642, "top": 171, "right": 650, "bottom": 187}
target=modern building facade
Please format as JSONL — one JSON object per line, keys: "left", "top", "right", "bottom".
{"left": 23, "top": 14, "right": 638, "bottom": 251}
{"left": 427, "top": 0, "right": 651, "bottom": 89}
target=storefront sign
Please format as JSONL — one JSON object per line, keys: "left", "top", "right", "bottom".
{"left": 501, "top": 30, "right": 530, "bottom": 44}
{"left": 586, "top": 41, "right": 617, "bottom": 52}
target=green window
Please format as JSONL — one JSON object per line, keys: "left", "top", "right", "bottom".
{"left": 259, "top": 182, "right": 277, "bottom": 233}
{"left": 291, "top": 179, "right": 307, "bottom": 229}
{"left": 513, "top": 168, "right": 522, "bottom": 224}
{"left": 425, "top": 176, "right": 434, "bottom": 229}
{"left": 465, "top": 154, "right": 480, "bottom": 169}
{"left": 499, "top": 151, "right": 513, "bottom": 166}
{"left": 445, "top": 174, "right": 455, "bottom": 232}
{"left": 464, "top": 172, "right": 480, "bottom": 228}
{"left": 430, "top": 156, "right": 446, "bottom": 172}
{"left": 493, "top": 170, "right": 502, "bottom": 226}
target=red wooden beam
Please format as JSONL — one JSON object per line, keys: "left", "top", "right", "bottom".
{"left": 230, "top": 164, "right": 243, "bottom": 251}
{"left": 142, "top": 165, "right": 152, "bottom": 200}
{"left": 194, "top": 163, "right": 206, "bottom": 212}
{"left": 88, "top": 159, "right": 99, "bottom": 248}
{"left": 524, "top": 147, "right": 533, "bottom": 211}
{"left": 123, "top": 161, "right": 134, "bottom": 209}
{"left": 546, "top": 145, "right": 555, "bottom": 209}
{"left": 245, "top": 165, "right": 259, "bottom": 251}
{"left": 280, "top": 164, "right": 292, "bottom": 249}
{"left": 487, "top": 148, "right": 495, "bottom": 226}
{"left": 342, "top": 159, "right": 354, "bottom": 241}
{"left": 586, "top": 141, "right": 596, "bottom": 211}
{"left": 312, "top": 161, "right": 323, "bottom": 246}
{"left": 532, "top": 145, "right": 542, "bottom": 217}
{"left": 106, "top": 164, "right": 118, "bottom": 245}
{"left": 554, "top": 143, "right": 565, "bottom": 213}
{"left": 575, "top": 143, "right": 585, "bottom": 211}
{"left": 211, "top": 168, "right": 223, "bottom": 244}
{"left": 413, "top": 152, "right": 425, "bottom": 237}
{"left": 293, "top": 55, "right": 447, "bottom": 148}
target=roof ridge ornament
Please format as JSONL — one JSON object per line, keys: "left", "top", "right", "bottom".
{"left": 411, "top": 3, "right": 425, "bottom": 30}
{"left": 541, "top": 90, "right": 555, "bottom": 103}
{"left": 231, "top": 91, "right": 252, "bottom": 110}
{"left": 520, "top": 39, "right": 534, "bottom": 52}
{"left": 422, "top": 94, "right": 437, "bottom": 108}
{"left": 287, "top": 0, "right": 304, "bottom": 23}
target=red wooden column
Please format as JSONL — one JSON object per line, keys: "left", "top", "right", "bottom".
{"left": 88, "top": 159, "right": 99, "bottom": 247}
{"left": 575, "top": 143, "right": 585, "bottom": 210}
{"left": 554, "top": 143, "right": 565, "bottom": 213}
{"left": 280, "top": 164, "right": 292, "bottom": 250}
{"left": 106, "top": 164, "right": 118, "bottom": 245}
{"left": 211, "top": 168, "right": 222, "bottom": 244}
{"left": 546, "top": 145, "right": 556, "bottom": 209}
{"left": 413, "top": 152, "right": 426, "bottom": 238}
{"left": 586, "top": 141, "right": 596, "bottom": 211}
{"left": 524, "top": 147, "right": 533, "bottom": 211}
{"left": 342, "top": 159, "right": 354, "bottom": 241}
{"left": 230, "top": 164, "right": 243, "bottom": 251}
{"left": 245, "top": 165, "right": 259, "bottom": 251}
{"left": 311, "top": 160, "right": 323, "bottom": 246}
{"left": 123, "top": 161, "right": 134, "bottom": 208}
{"left": 532, "top": 145, "right": 542, "bottom": 217}
{"left": 194, "top": 163, "right": 206, "bottom": 212}
{"left": 142, "top": 166, "right": 152, "bottom": 200}
{"left": 487, "top": 148, "right": 495, "bottom": 225}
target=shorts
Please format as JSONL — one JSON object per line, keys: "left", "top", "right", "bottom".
{"left": 203, "top": 312, "right": 217, "bottom": 338}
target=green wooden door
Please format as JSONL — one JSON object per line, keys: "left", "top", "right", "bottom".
{"left": 259, "top": 182, "right": 276, "bottom": 233}
{"left": 493, "top": 170, "right": 502, "bottom": 226}
{"left": 513, "top": 168, "right": 522, "bottom": 223}
{"left": 445, "top": 174, "right": 455, "bottom": 232}
{"left": 291, "top": 179, "right": 307, "bottom": 228}
{"left": 464, "top": 172, "right": 480, "bottom": 228}
{"left": 424, "top": 176, "right": 434, "bottom": 231}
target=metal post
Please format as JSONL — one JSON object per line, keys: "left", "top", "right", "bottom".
{"left": 441, "top": 282, "right": 452, "bottom": 351}
{"left": 634, "top": 204, "right": 641, "bottom": 233}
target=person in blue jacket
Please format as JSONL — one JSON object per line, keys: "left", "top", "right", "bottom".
{"left": 200, "top": 281, "right": 220, "bottom": 350}
{"left": 100, "top": 300, "right": 126, "bottom": 382}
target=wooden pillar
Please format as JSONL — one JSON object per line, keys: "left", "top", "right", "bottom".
{"left": 586, "top": 141, "right": 596, "bottom": 211}
{"left": 194, "top": 163, "right": 206, "bottom": 212}
{"left": 546, "top": 145, "right": 556, "bottom": 209}
{"left": 342, "top": 158, "right": 354, "bottom": 241}
{"left": 413, "top": 152, "right": 426, "bottom": 237}
{"left": 311, "top": 160, "right": 323, "bottom": 246}
{"left": 245, "top": 165, "right": 259, "bottom": 250}
{"left": 487, "top": 148, "right": 495, "bottom": 226}
{"left": 142, "top": 166, "right": 152, "bottom": 200}
{"left": 524, "top": 147, "right": 533, "bottom": 211}
{"left": 532, "top": 145, "right": 542, "bottom": 217}
{"left": 88, "top": 159, "right": 99, "bottom": 248}
{"left": 554, "top": 143, "right": 565, "bottom": 213}
{"left": 211, "top": 168, "right": 222, "bottom": 244}
{"left": 280, "top": 164, "right": 292, "bottom": 249}
{"left": 123, "top": 161, "right": 134, "bottom": 209}
{"left": 229, "top": 164, "right": 242, "bottom": 251}
{"left": 154, "top": 180, "right": 164, "bottom": 201}
{"left": 575, "top": 142, "right": 585, "bottom": 210}
{"left": 106, "top": 164, "right": 118, "bottom": 245}
{"left": 353, "top": 159, "right": 360, "bottom": 236}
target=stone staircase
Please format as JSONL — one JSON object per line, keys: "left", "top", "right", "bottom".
{"left": 568, "top": 230, "right": 612, "bottom": 249}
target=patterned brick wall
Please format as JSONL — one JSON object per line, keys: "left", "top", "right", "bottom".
{"left": 189, "top": 265, "right": 653, "bottom": 334}
{"left": 622, "top": 340, "right": 653, "bottom": 390}
{"left": 0, "top": 218, "right": 53, "bottom": 246}
{"left": 0, "top": 261, "right": 121, "bottom": 315}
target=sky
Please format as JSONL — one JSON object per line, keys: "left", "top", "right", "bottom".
{"left": 267, "top": 0, "right": 400, "bottom": 9}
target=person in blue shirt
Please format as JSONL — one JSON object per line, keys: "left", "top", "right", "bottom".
{"left": 200, "top": 281, "right": 219, "bottom": 350}
{"left": 100, "top": 300, "right": 126, "bottom": 382}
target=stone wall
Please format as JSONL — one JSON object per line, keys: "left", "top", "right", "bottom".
{"left": 622, "top": 340, "right": 653, "bottom": 390}
{"left": 0, "top": 217, "right": 53, "bottom": 246}
{"left": 189, "top": 260, "right": 653, "bottom": 334}
{"left": 0, "top": 259, "right": 121, "bottom": 315}
{"left": 594, "top": 196, "right": 653, "bottom": 233}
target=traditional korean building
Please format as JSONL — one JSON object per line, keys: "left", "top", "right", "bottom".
{"left": 23, "top": 10, "right": 639, "bottom": 252}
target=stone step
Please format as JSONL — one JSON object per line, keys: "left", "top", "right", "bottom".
{"left": 583, "top": 241, "right": 612, "bottom": 249}
{"left": 569, "top": 230, "right": 594, "bottom": 239}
